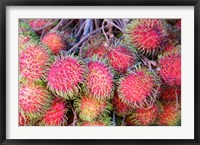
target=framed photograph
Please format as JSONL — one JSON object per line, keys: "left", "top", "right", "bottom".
{"left": 0, "top": 0, "right": 200, "bottom": 145}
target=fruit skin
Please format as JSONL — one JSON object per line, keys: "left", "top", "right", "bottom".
{"left": 117, "top": 66, "right": 160, "bottom": 108}
{"left": 39, "top": 98, "right": 68, "bottom": 126}
{"left": 112, "top": 93, "right": 133, "bottom": 117}
{"left": 19, "top": 83, "right": 52, "bottom": 121}
{"left": 157, "top": 101, "right": 181, "bottom": 126}
{"left": 19, "top": 111, "right": 30, "bottom": 126}
{"left": 107, "top": 45, "right": 137, "bottom": 73}
{"left": 42, "top": 32, "right": 66, "bottom": 54}
{"left": 46, "top": 54, "right": 85, "bottom": 100}
{"left": 74, "top": 96, "right": 112, "bottom": 122}
{"left": 84, "top": 57, "right": 114, "bottom": 100}
{"left": 158, "top": 47, "right": 181, "bottom": 87}
{"left": 125, "top": 104, "right": 159, "bottom": 126}
{"left": 19, "top": 42, "right": 51, "bottom": 83}
{"left": 124, "top": 19, "right": 168, "bottom": 56}
{"left": 159, "top": 86, "right": 181, "bottom": 101}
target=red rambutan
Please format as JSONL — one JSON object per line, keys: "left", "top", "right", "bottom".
{"left": 117, "top": 66, "right": 160, "bottom": 108}
{"left": 125, "top": 19, "right": 167, "bottom": 55}
{"left": 107, "top": 45, "right": 137, "bottom": 73}
{"left": 74, "top": 97, "right": 112, "bottom": 122}
{"left": 159, "top": 87, "right": 181, "bottom": 101}
{"left": 47, "top": 54, "right": 85, "bottom": 99}
{"left": 19, "top": 83, "right": 52, "bottom": 121}
{"left": 19, "top": 43, "right": 51, "bottom": 83}
{"left": 40, "top": 98, "right": 68, "bottom": 126}
{"left": 84, "top": 58, "right": 114, "bottom": 100}
{"left": 42, "top": 32, "right": 65, "bottom": 54}
{"left": 157, "top": 101, "right": 181, "bottom": 126}
{"left": 158, "top": 47, "right": 181, "bottom": 87}
{"left": 125, "top": 104, "right": 159, "bottom": 126}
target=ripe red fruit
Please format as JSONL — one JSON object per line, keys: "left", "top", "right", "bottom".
{"left": 158, "top": 48, "right": 181, "bottom": 87}
{"left": 85, "top": 58, "right": 114, "bottom": 100}
{"left": 159, "top": 87, "right": 181, "bottom": 101}
{"left": 19, "top": 43, "right": 50, "bottom": 83}
{"left": 117, "top": 66, "right": 160, "bottom": 108}
{"left": 19, "top": 84, "right": 52, "bottom": 121}
{"left": 40, "top": 98, "right": 68, "bottom": 126}
{"left": 125, "top": 104, "right": 159, "bottom": 126}
{"left": 125, "top": 19, "right": 167, "bottom": 55}
{"left": 107, "top": 46, "right": 137, "bottom": 73}
{"left": 42, "top": 32, "right": 65, "bottom": 54}
{"left": 157, "top": 101, "right": 181, "bottom": 126}
{"left": 47, "top": 55, "right": 85, "bottom": 100}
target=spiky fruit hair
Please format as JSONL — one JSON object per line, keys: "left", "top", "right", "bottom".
{"left": 19, "top": 83, "right": 52, "bottom": 121}
{"left": 107, "top": 45, "right": 137, "bottom": 74}
{"left": 19, "top": 42, "right": 51, "bottom": 83}
{"left": 83, "top": 36, "right": 108, "bottom": 59}
{"left": 84, "top": 57, "right": 114, "bottom": 100}
{"left": 74, "top": 97, "right": 112, "bottom": 122}
{"left": 124, "top": 19, "right": 168, "bottom": 56}
{"left": 159, "top": 86, "right": 181, "bottom": 101}
{"left": 19, "top": 111, "right": 30, "bottom": 126}
{"left": 158, "top": 46, "right": 181, "bottom": 87}
{"left": 157, "top": 101, "right": 181, "bottom": 126}
{"left": 125, "top": 104, "right": 159, "bottom": 126}
{"left": 112, "top": 92, "right": 133, "bottom": 117}
{"left": 47, "top": 54, "right": 85, "bottom": 100}
{"left": 39, "top": 98, "right": 68, "bottom": 126}
{"left": 117, "top": 65, "right": 160, "bottom": 108}
{"left": 42, "top": 32, "right": 66, "bottom": 54}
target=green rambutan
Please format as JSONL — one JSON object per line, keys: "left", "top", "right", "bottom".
{"left": 42, "top": 32, "right": 66, "bottom": 54}
{"left": 117, "top": 66, "right": 160, "bottom": 108}
{"left": 46, "top": 54, "right": 85, "bottom": 100}
{"left": 39, "top": 98, "right": 68, "bottom": 126}
{"left": 157, "top": 101, "right": 181, "bottom": 126}
{"left": 107, "top": 45, "right": 137, "bottom": 73}
{"left": 84, "top": 58, "right": 114, "bottom": 100}
{"left": 124, "top": 19, "right": 168, "bottom": 56}
{"left": 74, "top": 97, "right": 112, "bottom": 122}
{"left": 19, "top": 42, "right": 51, "bottom": 83}
{"left": 19, "top": 83, "right": 52, "bottom": 121}
{"left": 125, "top": 104, "right": 159, "bottom": 126}
{"left": 158, "top": 47, "right": 181, "bottom": 87}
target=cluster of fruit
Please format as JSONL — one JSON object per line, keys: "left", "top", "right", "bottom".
{"left": 19, "top": 19, "right": 181, "bottom": 126}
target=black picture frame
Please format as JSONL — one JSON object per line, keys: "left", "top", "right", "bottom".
{"left": 0, "top": 0, "right": 200, "bottom": 145}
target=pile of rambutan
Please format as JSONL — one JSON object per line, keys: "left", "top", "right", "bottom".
{"left": 19, "top": 18, "right": 181, "bottom": 126}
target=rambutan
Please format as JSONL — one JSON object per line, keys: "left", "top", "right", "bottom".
{"left": 125, "top": 19, "right": 168, "bottom": 55}
{"left": 42, "top": 32, "right": 65, "bottom": 54}
{"left": 157, "top": 101, "right": 181, "bottom": 126}
{"left": 80, "top": 117, "right": 111, "bottom": 126}
{"left": 47, "top": 54, "right": 85, "bottom": 99}
{"left": 19, "top": 111, "right": 30, "bottom": 126}
{"left": 112, "top": 93, "right": 133, "bottom": 117}
{"left": 84, "top": 58, "right": 114, "bottom": 100}
{"left": 19, "top": 83, "right": 52, "bottom": 121}
{"left": 107, "top": 45, "right": 137, "bottom": 73}
{"left": 19, "top": 34, "right": 30, "bottom": 53}
{"left": 158, "top": 47, "right": 181, "bottom": 87}
{"left": 125, "top": 104, "right": 159, "bottom": 126}
{"left": 159, "top": 87, "right": 181, "bottom": 101}
{"left": 19, "top": 42, "right": 51, "bottom": 83}
{"left": 40, "top": 98, "right": 68, "bottom": 126}
{"left": 74, "top": 97, "right": 112, "bottom": 122}
{"left": 117, "top": 66, "right": 160, "bottom": 108}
